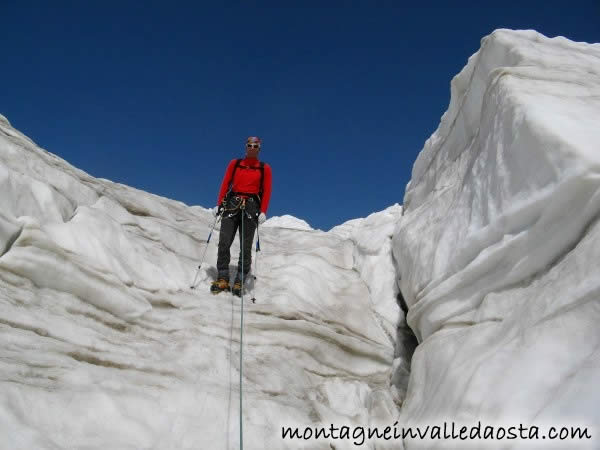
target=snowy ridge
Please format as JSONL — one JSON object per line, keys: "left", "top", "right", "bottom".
{"left": 0, "top": 116, "right": 402, "bottom": 448}
{"left": 394, "top": 29, "right": 600, "bottom": 447}
{"left": 262, "top": 214, "right": 314, "bottom": 231}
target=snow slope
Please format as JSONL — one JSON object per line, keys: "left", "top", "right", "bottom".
{"left": 394, "top": 29, "right": 600, "bottom": 448}
{"left": 0, "top": 114, "right": 403, "bottom": 449}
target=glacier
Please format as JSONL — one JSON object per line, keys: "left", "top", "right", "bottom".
{"left": 395, "top": 29, "right": 600, "bottom": 448}
{"left": 0, "top": 112, "right": 403, "bottom": 449}
{"left": 1, "top": 28, "right": 599, "bottom": 449}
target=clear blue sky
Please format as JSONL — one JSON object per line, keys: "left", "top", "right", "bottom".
{"left": 2, "top": 1, "right": 599, "bottom": 230}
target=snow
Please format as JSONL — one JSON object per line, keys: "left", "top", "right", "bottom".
{"left": 0, "top": 114, "right": 401, "bottom": 448}
{"left": 394, "top": 29, "right": 600, "bottom": 448}
{"left": 262, "top": 214, "right": 314, "bottom": 231}
{"left": 2, "top": 28, "right": 600, "bottom": 449}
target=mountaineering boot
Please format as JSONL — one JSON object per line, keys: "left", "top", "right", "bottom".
{"left": 232, "top": 279, "right": 243, "bottom": 297}
{"left": 210, "top": 278, "right": 230, "bottom": 294}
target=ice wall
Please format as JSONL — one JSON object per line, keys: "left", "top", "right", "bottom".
{"left": 393, "top": 30, "right": 600, "bottom": 448}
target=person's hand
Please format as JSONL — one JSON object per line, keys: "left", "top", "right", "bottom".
{"left": 258, "top": 212, "right": 266, "bottom": 224}
{"left": 212, "top": 205, "right": 221, "bottom": 217}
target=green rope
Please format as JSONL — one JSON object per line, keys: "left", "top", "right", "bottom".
{"left": 239, "top": 206, "right": 245, "bottom": 450}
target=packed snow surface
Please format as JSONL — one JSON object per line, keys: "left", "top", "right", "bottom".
{"left": 394, "top": 29, "right": 600, "bottom": 448}
{"left": 0, "top": 113, "right": 403, "bottom": 449}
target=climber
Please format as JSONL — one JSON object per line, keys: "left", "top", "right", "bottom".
{"left": 210, "top": 136, "right": 272, "bottom": 296}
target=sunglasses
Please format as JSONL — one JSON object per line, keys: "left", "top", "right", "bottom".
{"left": 246, "top": 143, "right": 260, "bottom": 149}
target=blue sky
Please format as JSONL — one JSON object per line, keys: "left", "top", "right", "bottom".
{"left": 2, "top": 1, "right": 599, "bottom": 230}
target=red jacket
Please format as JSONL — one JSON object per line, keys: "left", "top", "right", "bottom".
{"left": 217, "top": 158, "right": 272, "bottom": 214}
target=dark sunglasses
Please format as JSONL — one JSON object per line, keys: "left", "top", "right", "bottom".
{"left": 246, "top": 143, "right": 260, "bottom": 149}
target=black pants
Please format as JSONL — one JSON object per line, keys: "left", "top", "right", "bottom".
{"left": 216, "top": 207, "right": 258, "bottom": 282}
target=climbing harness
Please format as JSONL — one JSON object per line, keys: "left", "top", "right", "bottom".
{"left": 221, "top": 193, "right": 260, "bottom": 220}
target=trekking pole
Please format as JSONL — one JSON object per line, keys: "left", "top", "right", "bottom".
{"left": 190, "top": 212, "right": 221, "bottom": 289}
{"left": 250, "top": 225, "right": 260, "bottom": 303}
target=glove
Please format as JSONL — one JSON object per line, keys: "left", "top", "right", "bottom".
{"left": 258, "top": 212, "right": 266, "bottom": 224}
{"left": 212, "top": 205, "right": 222, "bottom": 217}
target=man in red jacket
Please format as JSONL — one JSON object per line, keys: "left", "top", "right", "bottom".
{"left": 210, "top": 136, "right": 272, "bottom": 296}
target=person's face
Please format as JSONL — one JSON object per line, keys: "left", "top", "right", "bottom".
{"left": 245, "top": 142, "right": 260, "bottom": 158}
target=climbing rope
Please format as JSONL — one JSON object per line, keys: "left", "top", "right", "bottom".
{"left": 239, "top": 200, "right": 246, "bottom": 450}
